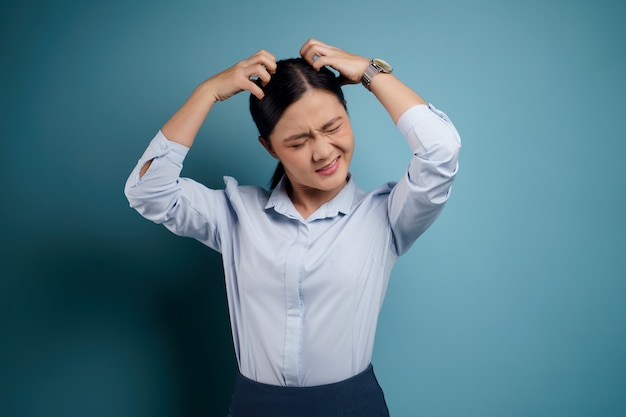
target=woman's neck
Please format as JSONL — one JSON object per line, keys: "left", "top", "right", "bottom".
{"left": 285, "top": 179, "right": 347, "bottom": 219}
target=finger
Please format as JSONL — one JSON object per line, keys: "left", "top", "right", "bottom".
{"left": 300, "top": 40, "right": 333, "bottom": 66}
{"left": 251, "top": 49, "right": 276, "bottom": 63}
{"left": 261, "top": 55, "right": 277, "bottom": 74}
{"left": 259, "top": 50, "right": 278, "bottom": 73}
{"left": 299, "top": 38, "right": 331, "bottom": 58}
{"left": 256, "top": 66, "right": 272, "bottom": 86}
{"left": 300, "top": 43, "right": 323, "bottom": 65}
{"left": 310, "top": 55, "right": 335, "bottom": 71}
{"left": 244, "top": 50, "right": 277, "bottom": 73}
{"left": 299, "top": 38, "right": 318, "bottom": 58}
{"left": 310, "top": 55, "right": 349, "bottom": 76}
{"left": 245, "top": 79, "right": 265, "bottom": 100}
{"left": 245, "top": 60, "right": 273, "bottom": 76}
{"left": 238, "top": 63, "right": 272, "bottom": 91}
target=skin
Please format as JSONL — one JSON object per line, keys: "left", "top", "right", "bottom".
{"left": 259, "top": 89, "right": 354, "bottom": 218}
{"left": 139, "top": 39, "right": 427, "bottom": 218}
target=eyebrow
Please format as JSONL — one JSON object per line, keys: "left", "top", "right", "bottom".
{"left": 319, "top": 116, "right": 343, "bottom": 132}
{"left": 282, "top": 116, "right": 343, "bottom": 143}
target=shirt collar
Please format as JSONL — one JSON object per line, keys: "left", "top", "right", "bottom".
{"left": 265, "top": 175, "right": 359, "bottom": 221}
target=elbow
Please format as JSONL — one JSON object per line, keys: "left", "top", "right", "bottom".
{"left": 124, "top": 173, "right": 143, "bottom": 210}
{"left": 407, "top": 157, "right": 460, "bottom": 207}
{"left": 123, "top": 174, "right": 176, "bottom": 224}
{"left": 427, "top": 174, "right": 457, "bottom": 206}
{"left": 433, "top": 126, "right": 462, "bottom": 166}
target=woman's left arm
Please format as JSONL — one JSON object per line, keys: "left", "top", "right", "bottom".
{"left": 301, "top": 39, "right": 461, "bottom": 255}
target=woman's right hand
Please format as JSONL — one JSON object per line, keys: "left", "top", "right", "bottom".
{"left": 159, "top": 49, "right": 276, "bottom": 149}
{"left": 204, "top": 49, "right": 277, "bottom": 102}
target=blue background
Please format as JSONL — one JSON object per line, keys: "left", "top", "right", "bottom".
{"left": 1, "top": 0, "right": 625, "bottom": 416}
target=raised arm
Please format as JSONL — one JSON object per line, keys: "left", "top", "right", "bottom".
{"left": 138, "top": 50, "right": 277, "bottom": 177}
{"left": 300, "top": 39, "right": 461, "bottom": 255}
{"left": 125, "top": 50, "right": 277, "bottom": 249}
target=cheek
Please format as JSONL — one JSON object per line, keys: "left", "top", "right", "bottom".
{"left": 278, "top": 150, "right": 309, "bottom": 170}
{"left": 341, "top": 133, "right": 355, "bottom": 152}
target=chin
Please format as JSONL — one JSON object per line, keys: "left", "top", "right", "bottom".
{"left": 319, "top": 171, "right": 349, "bottom": 190}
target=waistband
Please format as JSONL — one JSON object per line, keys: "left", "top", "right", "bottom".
{"left": 237, "top": 364, "right": 376, "bottom": 391}
{"left": 228, "top": 364, "right": 389, "bottom": 417}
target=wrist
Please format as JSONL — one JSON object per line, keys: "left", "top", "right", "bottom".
{"left": 197, "top": 78, "right": 221, "bottom": 103}
{"left": 361, "top": 58, "right": 393, "bottom": 91}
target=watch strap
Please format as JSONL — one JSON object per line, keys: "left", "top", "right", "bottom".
{"left": 361, "top": 59, "right": 392, "bottom": 90}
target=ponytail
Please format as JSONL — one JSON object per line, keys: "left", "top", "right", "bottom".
{"left": 270, "top": 162, "right": 285, "bottom": 189}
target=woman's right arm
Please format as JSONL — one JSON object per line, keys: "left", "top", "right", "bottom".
{"left": 125, "top": 50, "right": 276, "bottom": 248}
{"left": 138, "top": 50, "right": 277, "bottom": 177}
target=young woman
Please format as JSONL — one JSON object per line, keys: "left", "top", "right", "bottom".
{"left": 125, "top": 39, "right": 461, "bottom": 416}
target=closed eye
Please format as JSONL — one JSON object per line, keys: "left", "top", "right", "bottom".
{"left": 324, "top": 125, "right": 341, "bottom": 134}
{"left": 289, "top": 140, "right": 307, "bottom": 149}
{"left": 319, "top": 116, "right": 343, "bottom": 135}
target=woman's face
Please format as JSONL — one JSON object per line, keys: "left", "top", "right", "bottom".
{"left": 263, "top": 89, "right": 354, "bottom": 199}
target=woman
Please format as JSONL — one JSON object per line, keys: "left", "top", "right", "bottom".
{"left": 125, "top": 39, "right": 461, "bottom": 416}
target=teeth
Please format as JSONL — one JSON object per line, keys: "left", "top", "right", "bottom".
{"left": 319, "top": 158, "right": 337, "bottom": 171}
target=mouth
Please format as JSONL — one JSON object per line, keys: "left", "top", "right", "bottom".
{"left": 315, "top": 156, "right": 340, "bottom": 176}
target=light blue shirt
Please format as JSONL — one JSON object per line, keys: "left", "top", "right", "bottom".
{"left": 125, "top": 104, "right": 461, "bottom": 387}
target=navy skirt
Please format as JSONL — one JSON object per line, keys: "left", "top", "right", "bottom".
{"left": 228, "top": 364, "right": 390, "bottom": 417}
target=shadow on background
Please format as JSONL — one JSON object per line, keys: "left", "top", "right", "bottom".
{"left": 2, "top": 232, "right": 236, "bottom": 417}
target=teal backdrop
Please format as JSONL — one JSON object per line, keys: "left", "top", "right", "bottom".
{"left": 1, "top": 0, "right": 625, "bottom": 416}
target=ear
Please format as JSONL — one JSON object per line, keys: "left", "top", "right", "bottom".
{"left": 258, "top": 136, "right": 278, "bottom": 159}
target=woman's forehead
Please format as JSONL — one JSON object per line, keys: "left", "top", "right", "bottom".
{"left": 276, "top": 90, "right": 346, "bottom": 129}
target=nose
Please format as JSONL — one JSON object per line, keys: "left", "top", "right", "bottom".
{"left": 311, "top": 135, "right": 333, "bottom": 162}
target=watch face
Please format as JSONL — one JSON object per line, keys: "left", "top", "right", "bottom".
{"left": 373, "top": 58, "right": 392, "bottom": 72}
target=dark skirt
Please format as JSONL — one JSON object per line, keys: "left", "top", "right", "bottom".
{"left": 228, "top": 364, "right": 390, "bottom": 417}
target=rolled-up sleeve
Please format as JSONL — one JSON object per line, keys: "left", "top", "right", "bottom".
{"left": 124, "top": 131, "right": 227, "bottom": 251}
{"left": 389, "top": 104, "right": 461, "bottom": 256}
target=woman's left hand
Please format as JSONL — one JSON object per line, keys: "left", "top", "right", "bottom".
{"left": 299, "top": 38, "right": 370, "bottom": 85}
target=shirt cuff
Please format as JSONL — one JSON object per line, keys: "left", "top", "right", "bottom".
{"left": 396, "top": 103, "right": 458, "bottom": 155}
{"left": 138, "top": 130, "right": 190, "bottom": 165}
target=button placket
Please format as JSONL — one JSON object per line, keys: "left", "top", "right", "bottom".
{"left": 282, "top": 221, "right": 309, "bottom": 386}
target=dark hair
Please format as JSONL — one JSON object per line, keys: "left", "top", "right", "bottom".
{"left": 249, "top": 58, "right": 346, "bottom": 189}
